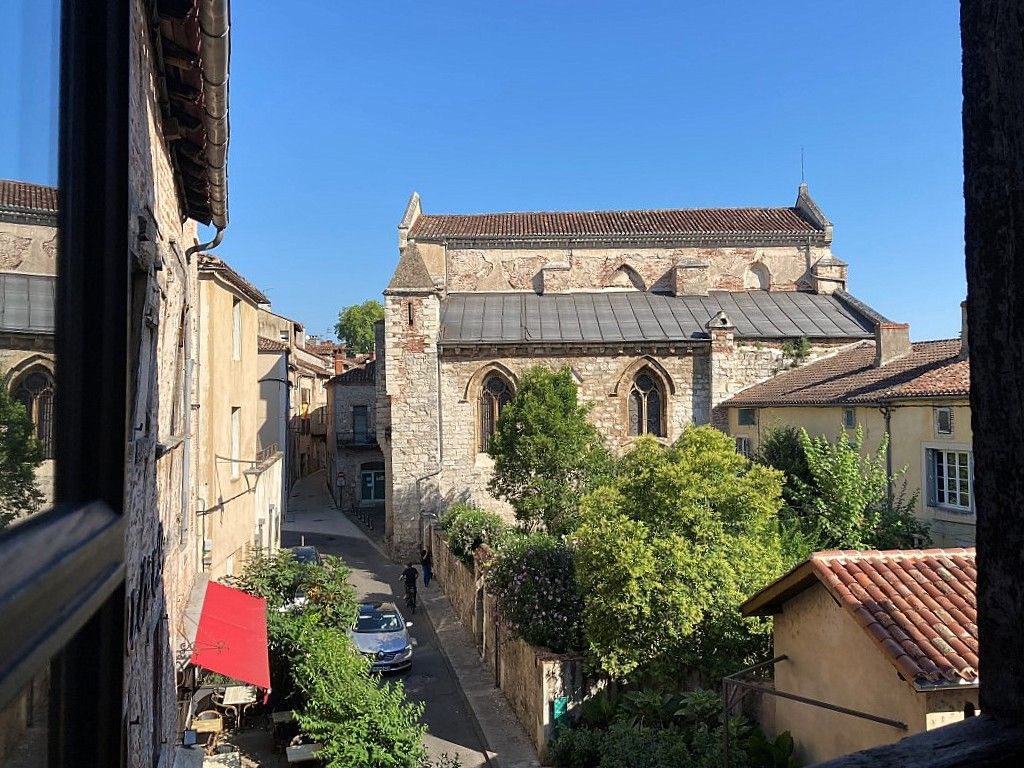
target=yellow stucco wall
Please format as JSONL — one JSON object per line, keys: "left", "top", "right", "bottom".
{"left": 197, "top": 274, "right": 261, "bottom": 579}
{"left": 770, "top": 582, "right": 976, "bottom": 764}
{"left": 727, "top": 400, "right": 974, "bottom": 546}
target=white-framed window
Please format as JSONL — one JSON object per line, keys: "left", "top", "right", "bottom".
{"left": 738, "top": 407, "right": 757, "bottom": 427}
{"left": 231, "top": 296, "right": 241, "bottom": 360}
{"left": 231, "top": 406, "right": 241, "bottom": 479}
{"left": 926, "top": 447, "right": 973, "bottom": 512}
{"left": 360, "top": 461, "right": 386, "bottom": 503}
{"left": 843, "top": 407, "right": 856, "bottom": 429}
{"left": 735, "top": 436, "right": 753, "bottom": 458}
{"left": 935, "top": 406, "right": 954, "bottom": 436}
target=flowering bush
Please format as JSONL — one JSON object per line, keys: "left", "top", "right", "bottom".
{"left": 485, "top": 532, "right": 584, "bottom": 653}
{"left": 438, "top": 502, "right": 510, "bottom": 564}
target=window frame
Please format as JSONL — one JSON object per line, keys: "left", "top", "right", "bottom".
{"left": 352, "top": 404, "right": 368, "bottom": 443}
{"left": 737, "top": 407, "right": 757, "bottom": 427}
{"left": 231, "top": 406, "right": 241, "bottom": 479}
{"left": 925, "top": 445, "right": 975, "bottom": 514}
{"left": 627, "top": 369, "right": 665, "bottom": 438}
{"left": 478, "top": 373, "right": 512, "bottom": 453}
{"left": 843, "top": 407, "right": 856, "bottom": 430}
{"left": 935, "top": 406, "right": 954, "bottom": 436}
{"left": 735, "top": 436, "right": 753, "bottom": 459}
{"left": 231, "top": 296, "right": 241, "bottom": 360}
{"left": 0, "top": 1, "right": 132, "bottom": 763}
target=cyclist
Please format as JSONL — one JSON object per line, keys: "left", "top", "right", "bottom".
{"left": 400, "top": 562, "right": 419, "bottom": 612}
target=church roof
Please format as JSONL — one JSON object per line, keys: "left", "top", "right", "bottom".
{"left": 439, "top": 290, "right": 880, "bottom": 347}
{"left": 386, "top": 244, "right": 436, "bottom": 293}
{"left": 410, "top": 207, "right": 823, "bottom": 245}
{"left": 0, "top": 180, "right": 58, "bottom": 225}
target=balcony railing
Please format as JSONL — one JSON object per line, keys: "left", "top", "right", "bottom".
{"left": 336, "top": 432, "right": 377, "bottom": 449}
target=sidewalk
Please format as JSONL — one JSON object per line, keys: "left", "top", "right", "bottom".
{"left": 284, "top": 473, "right": 540, "bottom": 768}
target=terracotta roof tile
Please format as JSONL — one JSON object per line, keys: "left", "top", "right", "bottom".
{"left": 258, "top": 336, "right": 288, "bottom": 353}
{"left": 0, "top": 179, "right": 58, "bottom": 213}
{"left": 0, "top": 180, "right": 58, "bottom": 224}
{"left": 331, "top": 359, "right": 375, "bottom": 385}
{"left": 808, "top": 549, "right": 978, "bottom": 687}
{"left": 197, "top": 254, "right": 270, "bottom": 305}
{"left": 725, "top": 339, "right": 969, "bottom": 406}
{"left": 410, "top": 206, "right": 823, "bottom": 243}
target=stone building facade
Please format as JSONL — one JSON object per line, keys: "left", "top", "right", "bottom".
{"left": 0, "top": 181, "right": 58, "bottom": 506}
{"left": 379, "top": 186, "right": 893, "bottom": 556}
{"left": 327, "top": 359, "right": 385, "bottom": 511}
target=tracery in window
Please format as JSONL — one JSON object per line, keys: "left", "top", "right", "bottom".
{"left": 12, "top": 367, "right": 55, "bottom": 459}
{"left": 478, "top": 373, "right": 512, "bottom": 452}
{"left": 628, "top": 369, "right": 663, "bottom": 437}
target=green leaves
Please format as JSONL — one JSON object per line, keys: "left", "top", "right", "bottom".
{"left": 484, "top": 532, "right": 584, "bottom": 653}
{"left": 335, "top": 300, "right": 385, "bottom": 353}
{"left": 798, "top": 426, "right": 928, "bottom": 551}
{"left": 236, "top": 550, "right": 427, "bottom": 768}
{"left": 438, "top": 502, "right": 510, "bottom": 564}
{"left": 574, "top": 427, "right": 785, "bottom": 682}
{"left": 488, "top": 366, "right": 611, "bottom": 534}
{"left": 0, "top": 379, "right": 44, "bottom": 529}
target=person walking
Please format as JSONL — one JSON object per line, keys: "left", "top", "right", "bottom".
{"left": 421, "top": 547, "right": 433, "bottom": 587}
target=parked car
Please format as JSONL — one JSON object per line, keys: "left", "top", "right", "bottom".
{"left": 288, "top": 545, "right": 323, "bottom": 566}
{"left": 349, "top": 602, "right": 414, "bottom": 672}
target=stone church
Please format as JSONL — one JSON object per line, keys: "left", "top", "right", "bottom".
{"left": 378, "top": 185, "right": 890, "bottom": 556}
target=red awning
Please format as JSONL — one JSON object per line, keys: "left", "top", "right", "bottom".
{"left": 189, "top": 582, "right": 271, "bottom": 691}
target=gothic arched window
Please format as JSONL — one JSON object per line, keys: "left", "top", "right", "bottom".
{"left": 628, "top": 369, "right": 664, "bottom": 437}
{"left": 479, "top": 374, "right": 513, "bottom": 452}
{"left": 12, "top": 367, "right": 55, "bottom": 459}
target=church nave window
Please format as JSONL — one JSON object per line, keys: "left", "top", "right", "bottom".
{"left": 479, "top": 374, "right": 512, "bottom": 452}
{"left": 628, "top": 369, "right": 664, "bottom": 438}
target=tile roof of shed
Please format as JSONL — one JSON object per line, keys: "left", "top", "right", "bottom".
{"left": 724, "top": 339, "right": 968, "bottom": 406}
{"left": 410, "top": 207, "right": 823, "bottom": 243}
{"left": 742, "top": 548, "right": 978, "bottom": 688}
{"left": 439, "top": 290, "right": 880, "bottom": 346}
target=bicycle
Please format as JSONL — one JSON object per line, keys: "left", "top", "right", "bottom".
{"left": 404, "top": 584, "right": 417, "bottom": 614}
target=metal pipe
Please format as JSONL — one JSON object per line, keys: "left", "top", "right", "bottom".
{"left": 185, "top": 227, "right": 224, "bottom": 260}
{"left": 881, "top": 405, "right": 894, "bottom": 509}
{"left": 727, "top": 678, "right": 907, "bottom": 730}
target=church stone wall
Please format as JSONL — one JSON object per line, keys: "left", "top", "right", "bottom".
{"left": 435, "top": 350, "right": 708, "bottom": 519}
{"left": 382, "top": 292, "right": 441, "bottom": 559}
{"left": 443, "top": 243, "right": 831, "bottom": 294}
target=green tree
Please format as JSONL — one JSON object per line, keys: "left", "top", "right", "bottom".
{"left": 488, "top": 366, "right": 610, "bottom": 534}
{"left": 574, "top": 428, "right": 785, "bottom": 682}
{"left": 334, "top": 300, "right": 384, "bottom": 354}
{"left": 236, "top": 551, "right": 427, "bottom": 767}
{"left": 799, "top": 426, "right": 928, "bottom": 550}
{"left": 0, "top": 382, "right": 44, "bottom": 529}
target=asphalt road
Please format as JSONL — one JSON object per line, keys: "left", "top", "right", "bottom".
{"left": 281, "top": 526, "right": 489, "bottom": 767}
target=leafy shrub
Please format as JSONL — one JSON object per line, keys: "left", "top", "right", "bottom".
{"left": 237, "top": 550, "right": 427, "bottom": 767}
{"left": 578, "top": 692, "right": 617, "bottom": 730}
{"left": 439, "top": 502, "right": 510, "bottom": 564}
{"left": 747, "top": 730, "right": 799, "bottom": 768}
{"left": 549, "top": 726, "right": 605, "bottom": 768}
{"left": 485, "top": 532, "right": 584, "bottom": 653}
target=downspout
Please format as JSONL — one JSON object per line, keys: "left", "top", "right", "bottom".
{"left": 880, "top": 404, "right": 894, "bottom": 509}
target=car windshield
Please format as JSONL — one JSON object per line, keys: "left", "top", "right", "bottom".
{"left": 355, "top": 611, "right": 402, "bottom": 632}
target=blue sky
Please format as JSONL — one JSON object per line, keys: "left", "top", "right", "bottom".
{"left": 2, "top": 2, "right": 964, "bottom": 340}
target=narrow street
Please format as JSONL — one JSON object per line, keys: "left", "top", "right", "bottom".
{"left": 282, "top": 473, "right": 490, "bottom": 768}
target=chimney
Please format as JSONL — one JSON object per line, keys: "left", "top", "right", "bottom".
{"left": 874, "top": 322, "right": 912, "bottom": 367}
{"left": 959, "top": 299, "right": 969, "bottom": 360}
{"left": 333, "top": 347, "right": 345, "bottom": 375}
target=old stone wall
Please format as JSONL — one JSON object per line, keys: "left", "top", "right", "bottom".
{"left": 436, "top": 349, "right": 707, "bottom": 518}
{"left": 330, "top": 379, "right": 385, "bottom": 511}
{"left": 442, "top": 243, "right": 831, "bottom": 294}
{"left": 383, "top": 293, "right": 441, "bottom": 558}
{"left": 125, "top": 1, "right": 202, "bottom": 764}
{"left": 431, "top": 529, "right": 590, "bottom": 761}
{"left": 0, "top": 219, "right": 57, "bottom": 274}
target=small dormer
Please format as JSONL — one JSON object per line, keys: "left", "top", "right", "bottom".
{"left": 672, "top": 258, "right": 710, "bottom": 296}
{"left": 540, "top": 260, "right": 571, "bottom": 294}
{"left": 811, "top": 254, "right": 848, "bottom": 294}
